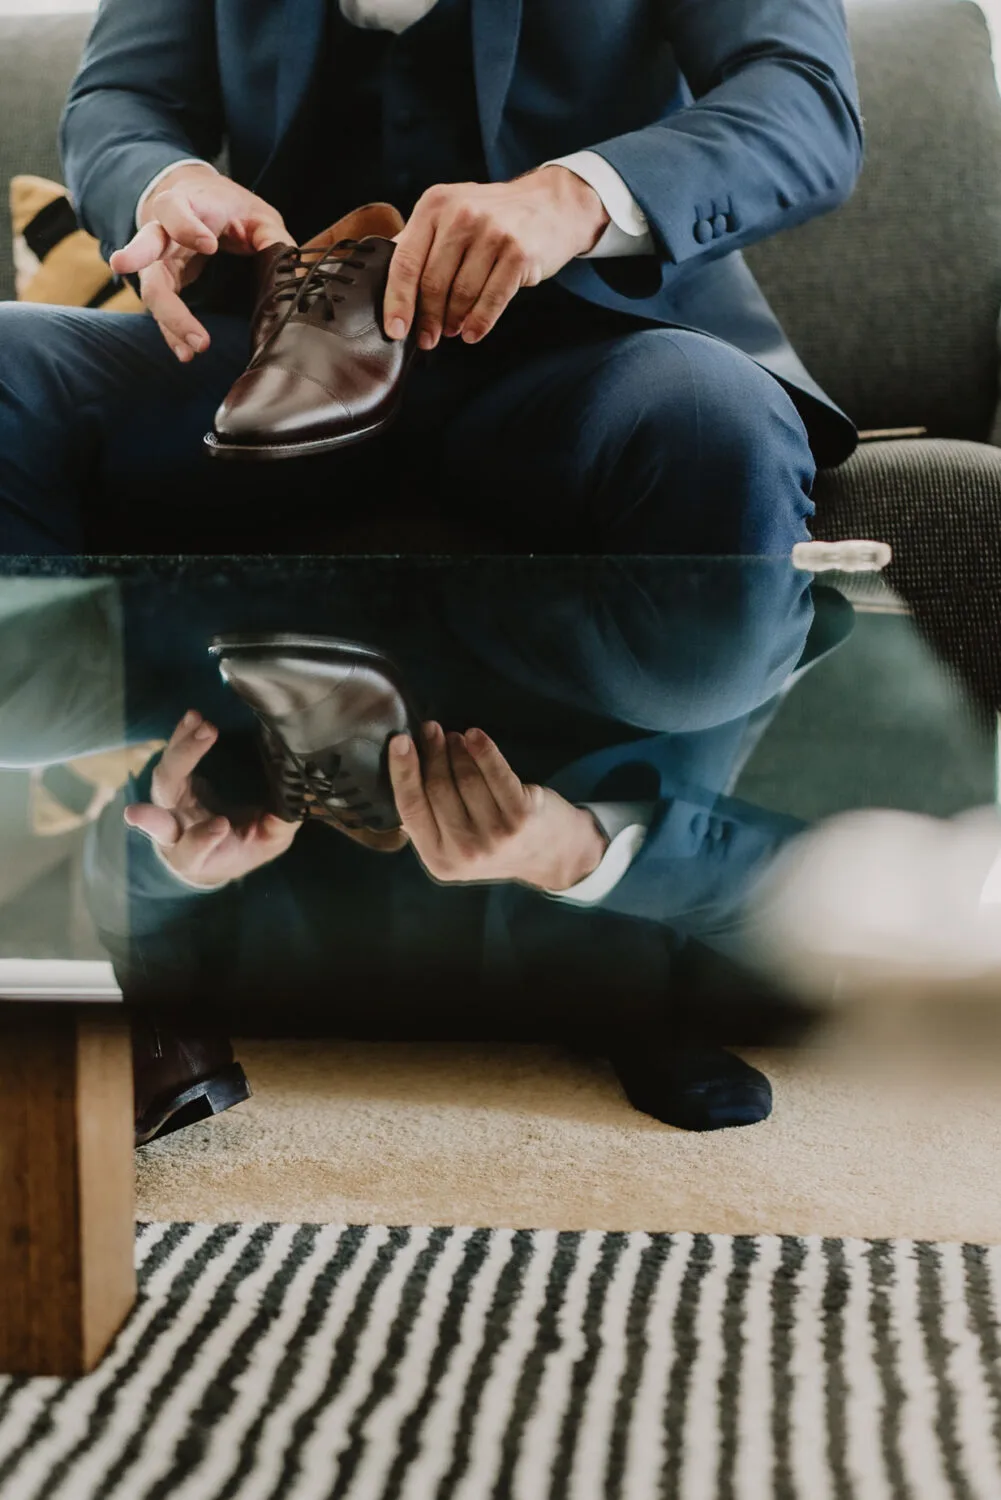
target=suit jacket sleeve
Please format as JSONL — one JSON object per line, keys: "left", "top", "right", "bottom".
{"left": 590, "top": 789, "right": 806, "bottom": 961}
{"left": 588, "top": 0, "right": 863, "bottom": 269}
{"left": 59, "top": 0, "right": 224, "bottom": 263}
{"left": 84, "top": 764, "right": 241, "bottom": 996}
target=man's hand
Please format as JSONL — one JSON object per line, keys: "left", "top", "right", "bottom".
{"left": 108, "top": 165, "right": 291, "bottom": 363}
{"left": 383, "top": 165, "right": 609, "bottom": 350}
{"left": 124, "top": 709, "right": 298, "bottom": 889}
{"left": 389, "top": 721, "right": 609, "bottom": 891}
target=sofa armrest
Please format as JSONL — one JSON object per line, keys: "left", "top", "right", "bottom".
{"left": 812, "top": 438, "right": 1001, "bottom": 710}
{"left": 991, "top": 315, "right": 1001, "bottom": 449}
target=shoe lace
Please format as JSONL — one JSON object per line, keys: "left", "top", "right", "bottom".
{"left": 262, "top": 729, "right": 372, "bottom": 828}
{"left": 304, "top": 759, "right": 374, "bottom": 823}
{"left": 272, "top": 239, "right": 379, "bottom": 324}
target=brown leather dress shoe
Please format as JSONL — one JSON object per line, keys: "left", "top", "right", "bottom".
{"left": 133, "top": 1020, "right": 251, "bottom": 1148}
{"left": 206, "top": 202, "right": 419, "bottom": 461}
{"left": 209, "top": 632, "right": 423, "bottom": 853}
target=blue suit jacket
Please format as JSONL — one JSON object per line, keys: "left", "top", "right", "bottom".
{"left": 61, "top": 0, "right": 864, "bottom": 465}
{"left": 478, "top": 731, "right": 805, "bottom": 1006}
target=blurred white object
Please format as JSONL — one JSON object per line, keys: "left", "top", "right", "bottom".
{"left": 0, "top": 1, "right": 97, "bottom": 11}
{"left": 791, "top": 540, "right": 893, "bottom": 573}
{"left": 0, "top": 959, "right": 121, "bottom": 1001}
{"left": 748, "top": 807, "right": 1001, "bottom": 1002}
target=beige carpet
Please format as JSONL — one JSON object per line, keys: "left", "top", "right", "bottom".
{"left": 134, "top": 1038, "right": 1001, "bottom": 1242}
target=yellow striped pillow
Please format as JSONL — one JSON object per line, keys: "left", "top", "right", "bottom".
{"left": 10, "top": 174, "right": 142, "bottom": 312}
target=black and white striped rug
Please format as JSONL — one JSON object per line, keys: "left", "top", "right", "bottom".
{"left": 1, "top": 1223, "right": 999, "bottom": 1499}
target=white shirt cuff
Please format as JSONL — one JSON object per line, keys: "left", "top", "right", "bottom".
{"left": 544, "top": 150, "right": 655, "bottom": 258}
{"left": 545, "top": 801, "right": 654, "bottom": 906}
{"left": 135, "top": 158, "right": 216, "bottom": 230}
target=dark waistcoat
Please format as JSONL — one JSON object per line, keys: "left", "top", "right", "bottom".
{"left": 292, "top": 0, "right": 487, "bottom": 239}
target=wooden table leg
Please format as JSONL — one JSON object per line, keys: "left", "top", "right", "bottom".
{"left": 0, "top": 1005, "right": 135, "bottom": 1376}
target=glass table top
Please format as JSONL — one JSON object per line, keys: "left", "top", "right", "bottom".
{"left": 0, "top": 555, "right": 996, "bottom": 1036}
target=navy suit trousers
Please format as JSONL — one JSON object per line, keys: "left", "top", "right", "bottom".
{"left": 0, "top": 282, "right": 816, "bottom": 555}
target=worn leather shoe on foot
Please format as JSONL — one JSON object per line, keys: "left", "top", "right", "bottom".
{"left": 133, "top": 1020, "right": 251, "bottom": 1148}
{"left": 209, "top": 632, "right": 422, "bottom": 852}
{"left": 206, "top": 202, "right": 417, "bottom": 460}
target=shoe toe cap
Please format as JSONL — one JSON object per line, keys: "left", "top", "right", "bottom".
{"left": 213, "top": 365, "right": 346, "bottom": 446}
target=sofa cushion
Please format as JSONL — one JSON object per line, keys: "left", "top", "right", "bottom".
{"left": 745, "top": 0, "right": 1001, "bottom": 443}
{"left": 0, "top": 12, "right": 94, "bottom": 302}
{"left": 11, "top": 175, "right": 141, "bottom": 312}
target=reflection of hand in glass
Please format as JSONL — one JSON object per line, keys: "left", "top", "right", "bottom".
{"left": 389, "top": 721, "right": 608, "bottom": 892}
{"left": 123, "top": 710, "right": 298, "bottom": 890}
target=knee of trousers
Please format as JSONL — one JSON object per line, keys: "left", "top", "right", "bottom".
{"left": 0, "top": 300, "right": 57, "bottom": 374}
{"left": 599, "top": 331, "right": 818, "bottom": 552}
{"left": 0, "top": 583, "right": 126, "bottom": 765}
{"left": 0, "top": 302, "right": 77, "bottom": 419}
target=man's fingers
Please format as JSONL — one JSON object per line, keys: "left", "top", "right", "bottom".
{"left": 162, "top": 708, "right": 218, "bottom": 761}
{"left": 146, "top": 191, "right": 218, "bottom": 256}
{"left": 124, "top": 802, "right": 183, "bottom": 848}
{"left": 140, "top": 261, "right": 211, "bottom": 359}
{"left": 109, "top": 220, "right": 171, "bottom": 277}
{"left": 246, "top": 811, "right": 299, "bottom": 859}
{"left": 446, "top": 732, "right": 503, "bottom": 828}
{"left": 413, "top": 228, "right": 467, "bottom": 350}
{"left": 442, "top": 240, "right": 500, "bottom": 339}
{"left": 420, "top": 720, "right": 471, "bottom": 832}
{"left": 388, "top": 732, "right": 440, "bottom": 854}
{"left": 110, "top": 216, "right": 211, "bottom": 359}
{"left": 463, "top": 729, "right": 530, "bottom": 821}
{"left": 246, "top": 214, "right": 294, "bottom": 253}
{"left": 383, "top": 209, "right": 436, "bottom": 340}
{"left": 152, "top": 710, "right": 218, "bottom": 808}
{"left": 459, "top": 251, "right": 524, "bottom": 343}
{"left": 184, "top": 816, "right": 232, "bottom": 874}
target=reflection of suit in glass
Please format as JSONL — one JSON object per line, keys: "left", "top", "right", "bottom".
{"left": 74, "top": 560, "right": 849, "bottom": 1021}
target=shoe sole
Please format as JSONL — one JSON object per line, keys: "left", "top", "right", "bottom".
{"left": 135, "top": 1061, "right": 252, "bottom": 1148}
{"left": 209, "top": 632, "right": 402, "bottom": 666}
{"left": 203, "top": 380, "right": 409, "bottom": 461}
{"left": 208, "top": 633, "right": 421, "bottom": 724}
{"left": 203, "top": 415, "right": 387, "bottom": 460}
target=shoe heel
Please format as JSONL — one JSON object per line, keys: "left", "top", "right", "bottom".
{"left": 135, "top": 1062, "right": 253, "bottom": 1148}
{"left": 201, "top": 1062, "right": 253, "bottom": 1116}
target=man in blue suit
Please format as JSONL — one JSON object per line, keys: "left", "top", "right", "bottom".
{"left": 0, "top": 0, "right": 863, "bottom": 553}
{"left": 66, "top": 556, "right": 844, "bottom": 1133}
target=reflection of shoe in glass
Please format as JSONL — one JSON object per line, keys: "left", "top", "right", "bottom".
{"left": 209, "top": 632, "right": 421, "bottom": 853}
{"left": 205, "top": 202, "right": 417, "bottom": 461}
{"left": 133, "top": 1022, "right": 251, "bottom": 1148}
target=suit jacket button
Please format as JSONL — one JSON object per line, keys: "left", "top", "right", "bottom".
{"left": 693, "top": 219, "right": 713, "bottom": 244}
{"left": 712, "top": 213, "right": 728, "bottom": 236}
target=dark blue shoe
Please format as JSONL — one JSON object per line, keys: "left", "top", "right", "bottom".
{"left": 610, "top": 1044, "right": 772, "bottom": 1131}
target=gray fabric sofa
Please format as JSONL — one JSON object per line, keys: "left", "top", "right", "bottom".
{"left": 2, "top": 0, "right": 1001, "bottom": 704}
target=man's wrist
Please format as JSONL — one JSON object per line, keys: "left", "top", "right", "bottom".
{"left": 534, "top": 164, "right": 610, "bottom": 255}
{"left": 538, "top": 806, "right": 610, "bottom": 892}
{"left": 139, "top": 161, "right": 219, "bottom": 228}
